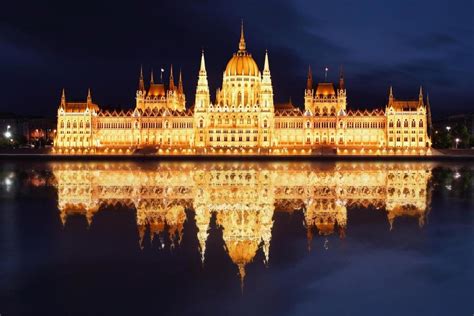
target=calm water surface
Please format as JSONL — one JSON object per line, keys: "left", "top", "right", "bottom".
{"left": 1, "top": 161, "right": 473, "bottom": 315}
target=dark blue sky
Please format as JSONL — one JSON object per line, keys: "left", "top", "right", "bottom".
{"left": 1, "top": 0, "right": 472, "bottom": 118}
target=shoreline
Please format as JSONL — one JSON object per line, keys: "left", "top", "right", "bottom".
{"left": 0, "top": 152, "right": 473, "bottom": 161}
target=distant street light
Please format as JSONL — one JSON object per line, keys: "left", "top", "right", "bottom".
{"left": 446, "top": 126, "right": 451, "bottom": 132}
{"left": 455, "top": 138, "right": 460, "bottom": 149}
{"left": 4, "top": 125, "right": 12, "bottom": 139}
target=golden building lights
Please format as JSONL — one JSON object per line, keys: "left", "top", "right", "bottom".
{"left": 53, "top": 23, "right": 432, "bottom": 156}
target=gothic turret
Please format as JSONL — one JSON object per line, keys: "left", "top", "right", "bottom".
{"left": 260, "top": 50, "right": 274, "bottom": 110}
{"left": 195, "top": 50, "right": 210, "bottom": 111}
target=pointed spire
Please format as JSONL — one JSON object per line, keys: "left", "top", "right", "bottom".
{"left": 339, "top": 65, "right": 345, "bottom": 90}
{"left": 150, "top": 69, "right": 154, "bottom": 84}
{"left": 138, "top": 65, "right": 145, "bottom": 91}
{"left": 306, "top": 65, "right": 313, "bottom": 90}
{"left": 419, "top": 85, "right": 423, "bottom": 102}
{"left": 60, "top": 88, "right": 66, "bottom": 107}
{"left": 238, "top": 19, "right": 246, "bottom": 52}
{"left": 389, "top": 86, "right": 393, "bottom": 98}
{"left": 199, "top": 50, "right": 207, "bottom": 74}
{"left": 178, "top": 68, "right": 184, "bottom": 94}
{"left": 87, "top": 88, "right": 92, "bottom": 104}
{"left": 169, "top": 64, "right": 175, "bottom": 90}
{"left": 264, "top": 50, "right": 270, "bottom": 72}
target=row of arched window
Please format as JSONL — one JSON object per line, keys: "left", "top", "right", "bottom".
{"left": 60, "top": 120, "right": 90, "bottom": 129}
{"left": 389, "top": 119, "right": 424, "bottom": 128}
{"left": 97, "top": 122, "right": 132, "bottom": 129}
{"left": 346, "top": 122, "right": 385, "bottom": 129}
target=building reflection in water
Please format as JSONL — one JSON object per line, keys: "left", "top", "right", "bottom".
{"left": 49, "top": 162, "right": 432, "bottom": 286}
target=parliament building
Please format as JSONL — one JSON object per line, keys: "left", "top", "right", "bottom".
{"left": 54, "top": 24, "right": 432, "bottom": 155}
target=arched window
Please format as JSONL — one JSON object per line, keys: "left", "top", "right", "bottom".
{"left": 404, "top": 120, "right": 408, "bottom": 128}
{"left": 306, "top": 121, "right": 311, "bottom": 128}
{"left": 86, "top": 121, "right": 90, "bottom": 128}
{"left": 411, "top": 120, "right": 416, "bottom": 128}
{"left": 396, "top": 120, "right": 401, "bottom": 128}
{"left": 263, "top": 119, "right": 268, "bottom": 128}
{"left": 199, "top": 119, "right": 204, "bottom": 128}
{"left": 73, "top": 121, "right": 77, "bottom": 128}
{"left": 389, "top": 120, "right": 393, "bottom": 128}
{"left": 419, "top": 119, "right": 423, "bottom": 127}
{"left": 61, "top": 121, "right": 64, "bottom": 128}
{"left": 79, "top": 121, "right": 83, "bottom": 128}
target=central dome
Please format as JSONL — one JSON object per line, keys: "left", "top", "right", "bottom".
{"left": 225, "top": 53, "right": 260, "bottom": 76}
{"left": 224, "top": 22, "right": 260, "bottom": 77}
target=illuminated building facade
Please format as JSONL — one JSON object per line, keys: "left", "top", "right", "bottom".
{"left": 54, "top": 24, "right": 432, "bottom": 155}
{"left": 50, "top": 162, "right": 432, "bottom": 283}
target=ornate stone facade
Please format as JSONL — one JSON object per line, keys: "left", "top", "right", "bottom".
{"left": 54, "top": 24, "right": 432, "bottom": 155}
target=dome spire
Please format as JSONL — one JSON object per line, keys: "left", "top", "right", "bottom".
{"left": 239, "top": 19, "right": 246, "bottom": 52}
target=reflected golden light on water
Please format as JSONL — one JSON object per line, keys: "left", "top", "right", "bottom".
{"left": 48, "top": 162, "right": 432, "bottom": 288}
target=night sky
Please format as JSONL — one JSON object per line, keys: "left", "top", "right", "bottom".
{"left": 1, "top": 0, "right": 473, "bottom": 118}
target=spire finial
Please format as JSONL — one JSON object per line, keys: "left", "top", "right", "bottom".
{"left": 324, "top": 67, "right": 329, "bottom": 82}
{"left": 306, "top": 65, "right": 313, "bottom": 90}
{"left": 150, "top": 69, "right": 154, "bottom": 84}
{"left": 419, "top": 85, "right": 423, "bottom": 100}
{"left": 389, "top": 86, "right": 393, "bottom": 98}
{"left": 239, "top": 19, "right": 246, "bottom": 51}
{"left": 87, "top": 88, "right": 92, "bottom": 103}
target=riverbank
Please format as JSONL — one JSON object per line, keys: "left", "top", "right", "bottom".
{"left": 0, "top": 148, "right": 473, "bottom": 161}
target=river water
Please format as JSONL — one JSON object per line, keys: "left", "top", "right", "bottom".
{"left": 1, "top": 161, "right": 473, "bottom": 315}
